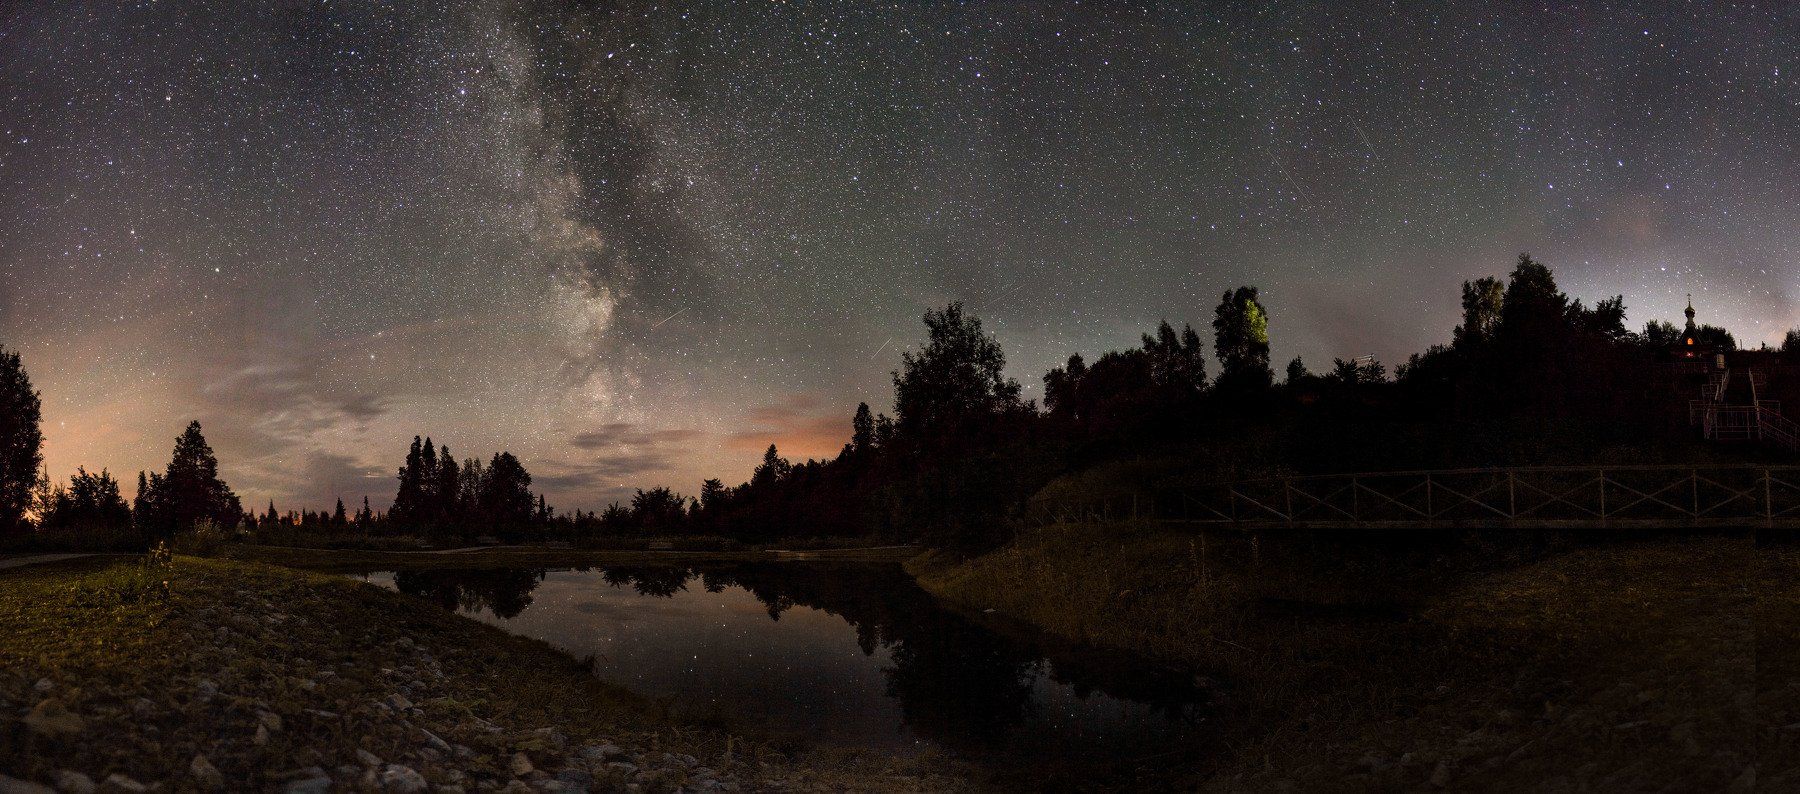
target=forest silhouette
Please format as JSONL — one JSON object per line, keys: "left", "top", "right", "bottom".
{"left": 3, "top": 255, "right": 1798, "bottom": 552}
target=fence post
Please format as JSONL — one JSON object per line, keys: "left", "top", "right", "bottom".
{"left": 1285, "top": 479, "right": 1294, "bottom": 528}
{"left": 1692, "top": 469, "right": 1700, "bottom": 517}
{"left": 1426, "top": 473, "right": 1434, "bottom": 519}
{"left": 1768, "top": 469, "right": 1775, "bottom": 528}
{"left": 1352, "top": 476, "right": 1361, "bottom": 523}
{"left": 1508, "top": 470, "right": 1516, "bottom": 518}
{"left": 1598, "top": 469, "right": 1606, "bottom": 522}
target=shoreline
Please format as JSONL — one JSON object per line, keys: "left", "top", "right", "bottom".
{"left": 0, "top": 555, "right": 963, "bottom": 792}
{"left": 215, "top": 543, "right": 924, "bottom": 574}
{"left": 909, "top": 523, "right": 1773, "bottom": 790}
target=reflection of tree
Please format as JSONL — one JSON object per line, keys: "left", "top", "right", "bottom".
{"left": 391, "top": 568, "right": 546, "bottom": 619}
{"left": 599, "top": 565, "right": 692, "bottom": 597}
{"left": 397, "top": 562, "right": 1210, "bottom": 753}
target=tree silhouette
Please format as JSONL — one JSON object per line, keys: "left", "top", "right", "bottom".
{"left": 892, "top": 302, "right": 1023, "bottom": 440}
{"left": 1285, "top": 356, "right": 1310, "bottom": 385}
{"left": 1454, "top": 277, "right": 1504, "bottom": 348}
{"left": 478, "top": 451, "right": 534, "bottom": 527}
{"left": 1212, "top": 286, "right": 1273, "bottom": 392}
{"left": 0, "top": 346, "right": 42, "bottom": 535}
{"left": 39, "top": 467, "right": 132, "bottom": 532}
{"left": 136, "top": 421, "right": 241, "bottom": 535}
{"left": 851, "top": 403, "right": 875, "bottom": 451}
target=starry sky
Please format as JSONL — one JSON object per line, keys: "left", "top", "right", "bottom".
{"left": 2, "top": 2, "right": 1794, "bottom": 512}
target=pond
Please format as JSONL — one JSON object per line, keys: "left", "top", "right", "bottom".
{"left": 351, "top": 562, "right": 1214, "bottom": 783}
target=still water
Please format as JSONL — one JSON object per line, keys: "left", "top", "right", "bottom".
{"left": 352, "top": 563, "right": 1210, "bottom": 776}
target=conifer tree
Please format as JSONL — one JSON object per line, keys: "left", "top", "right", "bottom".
{"left": 0, "top": 345, "right": 43, "bottom": 534}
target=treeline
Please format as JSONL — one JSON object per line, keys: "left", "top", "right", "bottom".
{"left": 546, "top": 255, "right": 1800, "bottom": 549}
{"left": 2, "top": 256, "right": 1798, "bottom": 550}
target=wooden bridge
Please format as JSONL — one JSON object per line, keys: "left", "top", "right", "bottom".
{"left": 1026, "top": 465, "right": 1800, "bottom": 529}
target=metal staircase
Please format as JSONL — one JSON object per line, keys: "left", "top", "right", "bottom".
{"left": 1691, "top": 367, "right": 1800, "bottom": 453}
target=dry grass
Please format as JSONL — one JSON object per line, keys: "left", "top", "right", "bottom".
{"left": 912, "top": 523, "right": 1765, "bottom": 791}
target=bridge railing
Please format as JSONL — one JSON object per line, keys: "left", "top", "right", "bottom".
{"left": 1024, "top": 465, "right": 1800, "bottom": 529}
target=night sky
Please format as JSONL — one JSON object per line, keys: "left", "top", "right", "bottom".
{"left": 2, "top": 2, "right": 1794, "bottom": 511}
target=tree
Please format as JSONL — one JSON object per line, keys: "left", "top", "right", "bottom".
{"left": 1453, "top": 277, "right": 1504, "bottom": 348}
{"left": 851, "top": 403, "right": 875, "bottom": 451}
{"left": 0, "top": 346, "right": 43, "bottom": 535}
{"left": 332, "top": 498, "right": 348, "bottom": 528}
{"left": 892, "top": 302, "right": 1023, "bottom": 439}
{"left": 1212, "top": 287, "right": 1272, "bottom": 391}
{"left": 1285, "top": 356, "right": 1310, "bottom": 385}
{"left": 1695, "top": 324, "right": 1737, "bottom": 352}
{"left": 699, "top": 478, "right": 728, "bottom": 511}
{"left": 1142, "top": 321, "right": 1207, "bottom": 393}
{"left": 137, "top": 421, "right": 241, "bottom": 535}
{"left": 1784, "top": 329, "right": 1800, "bottom": 361}
{"left": 1574, "top": 295, "right": 1629, "bottom": 341}
{"left": 391, "top": 436, "right": 428, "bottom": 525}
{"left": 40, "top": 467, "right": 132, "bottom": 532}
{"left": 1497, "top": 254, "right": 1569, "bottom": 348}
{"left": 630, "top": 486, "right": 688, "bottom": 531}
{"left": 478, "top": 452, "right": 534, "bottom": 527}
{"left": 1643, "top": 320, "right": 1681, "bottom": 348}
{"left": 750, "top": 444, "right": 791, "bottom": 489}
{"left": 1043, "top": 354, "right": 1088, "bottom": 418}
{"left": 434, "top": 449, "right": 462, "bottom": 523}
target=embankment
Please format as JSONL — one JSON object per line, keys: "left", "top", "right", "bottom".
{"left": 910, "top": 522, "right": 1776, "bottom": 791}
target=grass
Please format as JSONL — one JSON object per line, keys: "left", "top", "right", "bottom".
{"left": 910, "top": 522, "right": 1766, "bottom": 791}
{"left": 0, "top": 554, "right": 961, "bottom": 791}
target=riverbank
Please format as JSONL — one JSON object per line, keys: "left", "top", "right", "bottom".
{"left": 0, "top": 555, "right": 962, "bottom": 792}
{"left": 910, "top": 523, "right": 1768, "bottom": 791}
{"left": 215, "top": 543, "right": 921, "bottom": 574}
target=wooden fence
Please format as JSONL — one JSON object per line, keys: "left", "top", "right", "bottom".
{"left": 1025, "top": 465, "right": 1800, "bottom": 529}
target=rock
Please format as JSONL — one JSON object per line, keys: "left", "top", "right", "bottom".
{"left": 254, "top": 724, "right": 270, "bottom": 746}
{"left": 379, "top": 764, "right": 428, "bottom": 793}
{"left": 194, "top": 679, "right": 219, "bottom": 701}
{"left": 605, "top": 763, "right": 636, "bottom": 776}
{"left": 258, "top": 710, "right": 284, "bottom": 731}
{"left": 386, "top": 693, "right": 414, "bottom": 711}
{"left": 25, "top": 699, "right": 84, "bottom": 737}
{"left": 99, "top": 775, "right": 147, "bottom": 793}
{"left": 32, "top": 678, "right": 55, "bottom": 693}
{"left": 1, "top": 775, "right": 58, "bottom": 794}
{"left": 510, "top": 752, "right": 535, "bottom": 776}
{"left": 415, "top": 726, "right": 452, "bottom": 753}
{"left": 0, "top": 774, "right": 56, "bottom": 794}
{"left": 1428, "top": 761, "right": 1450, "bottom": 788}
{"left": 52, "top": 770, "right": 96, "bottom": 794}
{"left": 189, "top": 754, "right": 224, "bottom": 790}
{"left": 128, "top": 698, "right": 156, "bottom": 719}
{"left": 1728, "top": 764, "right": 1755, "bottom": 793}
{"left": 283, "top": 776, "right": 331, "bottom": 794}
{"left": 578, "top": 745, "right": 622, "bottom": 762}
{"left": 357, "top": 749, "right": 384, "bottom": 767}
{"left": 554, "top": 769, "right": 594, "bottom": 788}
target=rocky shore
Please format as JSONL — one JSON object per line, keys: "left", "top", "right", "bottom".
{"left": 0, "top": 556, "right": 961, "bottom": 792}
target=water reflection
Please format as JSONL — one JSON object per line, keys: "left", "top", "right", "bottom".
{"left": 369, "top": 563, "right": 1212, "bottom": 764}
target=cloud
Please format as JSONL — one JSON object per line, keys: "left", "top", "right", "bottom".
{"left": 535, "top": 422, "right": 704, "bottom": 501}
{"left": 723, "top": 394, "right": 848, "bottom": 461}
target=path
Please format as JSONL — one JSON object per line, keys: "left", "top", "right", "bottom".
{"left": 0, "top": 553, "right": 95, "bottom": 570}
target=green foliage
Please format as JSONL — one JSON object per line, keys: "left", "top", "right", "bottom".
{"left": 1212, "top": 286, "right": 1273, "bottom": 392}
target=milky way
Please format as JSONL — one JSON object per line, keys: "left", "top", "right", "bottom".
{"left": 2, "top": 2, "right": 1795, "bottom": 510}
